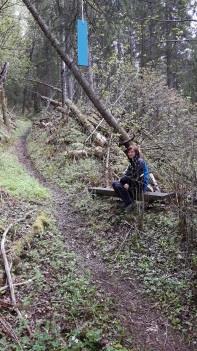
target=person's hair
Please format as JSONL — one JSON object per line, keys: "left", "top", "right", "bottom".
{"left": 125, "top": 144, "right": 143, "bottom": 158}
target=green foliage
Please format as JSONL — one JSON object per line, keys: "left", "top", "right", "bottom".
{"left": 68, "top": 329, "right": 102, "bottom": 350}
{"left": 0, "top": 2, "right": 32, "bottom": 105}
{"left": 106, "top": 345, "right": 129, "bottom": 351}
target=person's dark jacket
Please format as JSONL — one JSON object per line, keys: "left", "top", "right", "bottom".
{"left": 120, "top": 156, "right": 149, "bottom": 191}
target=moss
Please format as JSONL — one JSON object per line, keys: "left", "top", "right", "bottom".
{"left": 10, "top": 213, "right": 51, "bottom": 263}
{"left": 32, "top": 212, "right": 51, "bottom": 234}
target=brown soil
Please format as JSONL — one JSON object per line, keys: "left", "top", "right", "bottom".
{"left": 14, "top": 129, "right": 193, "bottom": 351}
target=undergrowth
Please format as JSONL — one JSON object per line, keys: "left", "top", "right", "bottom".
{"left": 0, "top": 213, "right": 130, "bottom": 351}
{"left": 28, "top": 118, "right": 196, "bottom": 347}
{"left": 0, "top": 119, "right": 132, "bottom": 351}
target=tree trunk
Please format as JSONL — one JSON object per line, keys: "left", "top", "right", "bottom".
{"left": 88, "top": 50, "right": 94, "bottom": 91}
{"left": 22, "top": 86, "right": 28, "bottom": 115}
{"left": 140, "top": 22, "right": 145, "bottom": 68}
{"left": 1, "top": 88, "right": 9, "bottom": 128}
{"left": 0, "top": 63, "right": 10, "bottom": 129}
{"left": 22, "top": 36, "right": 36, "bottom": 114}
{"left": 21, "top": 0, "right": 131, "bottom": 147}
{"left": 165, "top": 3, "right": 176, "bottom": 88}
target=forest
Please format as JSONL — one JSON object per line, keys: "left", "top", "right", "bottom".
{"left": 0, "top": 0, "right": 196, "bottom": 350}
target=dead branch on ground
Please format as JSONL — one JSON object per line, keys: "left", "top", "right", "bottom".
{"left": 0, "top": 315, "right": 23, "bottom": 349}
{"left": 41, "top": 95, "right": 107, "bottom": 147}
{"left": 1, "top": 212, "right": 33, "bottom": 336}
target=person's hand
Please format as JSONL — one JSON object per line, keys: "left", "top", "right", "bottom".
{"left": 153, "top": 184, "right": 160, "bottom": 192}
{"left": 124, "top": 183, "right": 129, "bottom": 190}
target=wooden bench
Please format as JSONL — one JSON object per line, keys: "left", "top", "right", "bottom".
{"left": 88, "top": 187, "right": 176, "bottom": 203}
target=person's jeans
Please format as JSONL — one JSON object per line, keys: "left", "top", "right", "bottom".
{"left": 112, "top": 180, "right": 133, "bottom": 206}
{"left": 112, "top": 176, "right": 143, "bottom": 206}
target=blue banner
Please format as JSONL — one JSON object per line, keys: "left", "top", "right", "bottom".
{"left": 77, "top": 19, "right": 89, "bottom": 66}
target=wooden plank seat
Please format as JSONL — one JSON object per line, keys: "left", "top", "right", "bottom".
{"left": 88, "top": 187, "right": 176, "bottom": 202}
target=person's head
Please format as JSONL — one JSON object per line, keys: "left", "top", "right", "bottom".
{"left": 125, "top": 144, "right": 141, "bottom": 160}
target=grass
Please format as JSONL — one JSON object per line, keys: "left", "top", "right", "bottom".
{"left": 13, "top": 119, "right": 32, "bottom": 139}
{"left": 0, "top": 150, "right": 49, "bottom": 200}
{"left": 0, "top": 117, "right": 49, "bottom": 201}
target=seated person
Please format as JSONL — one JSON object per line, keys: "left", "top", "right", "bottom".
{"left": 112, "top": 144, "right": 149, "bottom": 209}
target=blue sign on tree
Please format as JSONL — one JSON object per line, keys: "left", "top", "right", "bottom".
{"left": 77, "top": 19, "right": 89, "bottom": 66}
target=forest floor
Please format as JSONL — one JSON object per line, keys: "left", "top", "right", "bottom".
{"left": 0, "top": 119, "right": 196, "bottom": 351}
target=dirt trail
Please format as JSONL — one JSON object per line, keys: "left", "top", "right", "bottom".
{"left": 15, "top": 129, "right": 193, "bottom": 351}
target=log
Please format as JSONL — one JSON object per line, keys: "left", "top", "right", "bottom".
{"left": 65, "top": 146, "right": 104, "bottom": 159}
{"left": 21, "top": 0, "right": 132, "bottom": 146}
{"left": 88, "top": 187, "right": 176, "bottom": 202}
{"left": 65, "top": 149, "right": 88, "bottom": 159}
{"left": 41, "top": 95, "right": 107, "bottom": 147}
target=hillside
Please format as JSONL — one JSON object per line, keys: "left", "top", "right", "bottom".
{"left": 0, "top": 0, "right": 196, "bottom": 350}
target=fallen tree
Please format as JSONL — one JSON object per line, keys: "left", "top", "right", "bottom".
{"left": 21, "top": 0, "right": 132, "bottom": 147}
{"left": 41, "top": 95, "right": 107, "bottom": 147}
{"left": 64, "top": 146, "right": 104, "bottom": 160}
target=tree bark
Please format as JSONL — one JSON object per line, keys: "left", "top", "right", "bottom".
{"left": 0, "top": 87, "right": 10, "bottom": 128}
{"left": 0, "top": 62, "right": 10, "bottom": 129}
{"left": 22, "top": 36, "right": 36, "bottom": 114}
{"left": 21, "top": 0, "right": 131, "bottom": 146}
{"left": 88, "top": 50, "right": 94, "bottom": 91}
{"left": 41, "top": 95, "right": 107, "bottom": 147}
